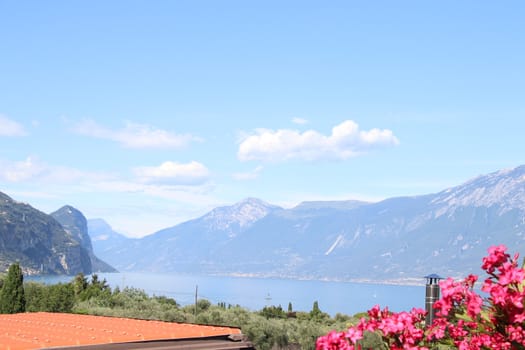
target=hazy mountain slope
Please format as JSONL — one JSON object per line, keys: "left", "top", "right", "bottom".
{"left": 51, "top": 206, "right": 117, "bottom": 273}
{"left": 218, "top": 195, "right": 435, "bottom": 279}
{"left": 87, "top": 219, "right": 140, "bottom": 271}
{"left": 0, "top": 192, "right": 93, "bottom": 275}
{"left": 90, "top": 165, "right": 525, "bottom": 281}
{"left": 93, "top": 198, "right": 283, "bottom": 272}
{"left": 290, "top": 200, "right": 369, "bottom": 213}
{"left": 87, "top": 218, "right": 133, "bottom": 253}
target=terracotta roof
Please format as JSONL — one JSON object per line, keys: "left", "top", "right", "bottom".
{"left": 0, "top": 312, "right": 247, "bottom": 350}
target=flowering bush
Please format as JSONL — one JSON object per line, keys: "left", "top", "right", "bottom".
{"left": 316, "top": 245, "right": 525, "bottom": 350}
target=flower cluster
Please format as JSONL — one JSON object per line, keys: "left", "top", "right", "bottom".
{"left": 317, "top": 245, "right": 525, "bottom": 350}
{"left": 432, "top": 274, "right": 482, "bottom": 319}
{"left": 316, "top": 306, "right": 427, "bottom": 350}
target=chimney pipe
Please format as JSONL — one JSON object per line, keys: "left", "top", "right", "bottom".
{"left": 424, "top": 274, "right": 442, "bottom": 326}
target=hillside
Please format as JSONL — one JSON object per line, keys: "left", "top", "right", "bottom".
{"left": 89, "top": 165, "right": 525, "bottom": 282}
{"left": 0, "top": 192, "right": 92, "bottom": 275}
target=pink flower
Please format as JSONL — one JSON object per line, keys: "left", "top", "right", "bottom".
{"left": 497, "top": 261, "right": 525, "bottom": 286}
{"left": 428, "top": 318, "right": 448, "bottom": 340}
{"left": 345, "top": 328, "right": 363, "bottom": 344}
{"left": 317, "top": 244, "right": 525, "bottom": 350}
{"left": 481, "top": 245, "right": 509, "bottom": 274}
{"left": 316, "top": 331, "right": 353, "bottom": 350}
{"left": 482, "top": 279, "right": 507, "bottom": 306}
{"left": 465, "top": 290, "right": 483, "bottom": 318}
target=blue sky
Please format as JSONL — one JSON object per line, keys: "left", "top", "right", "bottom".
{"left": 1, "top": 1, "right": 524, "bottom": 237}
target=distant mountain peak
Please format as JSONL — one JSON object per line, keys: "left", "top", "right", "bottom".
{"left": 51, "top": 205, "right": 91, "bottom": 249}
{"left": 51, "top": 207, "right": 117, "bottom": 273}
{"left": 60, "top": 205, "right": 77, "bottom": 215}
{"left": 202, "top": 197, "right": 281, "bottom": 232}
{"left": 238, "top": 197, "right": 268, "bottom": 204}
{"left": 236, "top": 197, "right": 279, "bottom": 209}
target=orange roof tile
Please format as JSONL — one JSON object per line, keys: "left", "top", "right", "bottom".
{"left": 0, "top": 312, "right": 242, "bottom": 349}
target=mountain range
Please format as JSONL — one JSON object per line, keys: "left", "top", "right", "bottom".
{"left": 87, "top": 165, "right": 525, "bottom": 282}
{"left": 2, "top": 165, "right": 524, "bottom": 281}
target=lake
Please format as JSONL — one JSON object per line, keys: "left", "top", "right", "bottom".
{"left": 27, "top": 273, "right": 426, "bottom": 316}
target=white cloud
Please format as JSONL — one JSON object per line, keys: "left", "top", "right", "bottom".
{"left": 0, "top": 115, "right": 26, "bottom": 136}
{"left": 292, "top": 117, "right": 309, "bottom": 125}
{"left": 0, "top": 156, "right": 210, "bottom": 190}
{"left": 237, "top": 120, "right": 399, "bottom": 162}
{"left": 72, "top": 119, "right": 200, "bottom": 149}
{"left": 0, "top": 157, "right": 45, "bottom": 182}
{"left": 134, "top": 161, "right": 210, "bottom": 185}
{"left": 0, "top": 157, "right": 114, "bottom": 184}
{"left": 232, "top": 165, "right": 264, "bottom": 180}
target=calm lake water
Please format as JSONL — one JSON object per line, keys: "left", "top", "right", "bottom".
{"left": 27, "top": 273, "right": 426, "bottom": 316}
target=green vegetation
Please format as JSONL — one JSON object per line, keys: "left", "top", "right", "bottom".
{"left": 0, "top": 263, "right": 25, "bottom": 313}
{"left": 0, "top": 267, "right": 362, "bottom": 350}
{"left": 69, "top": 281, "right": 356, "bottom": 350}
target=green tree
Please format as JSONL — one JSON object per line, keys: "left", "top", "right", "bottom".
{"left": 260, "top": 305, "right": 286, "bottom": 319}
{"left": 0, "top": 263, "right": 25, "bottom": 313}
{"left": 90, "top": 274, "right": 108, "bottom": 289}
{"left": 309, "top": 300, "right": 329, "bottom": 321}
{"left": 46, "top": 283, "right": 75, "bottom": 312}
{"left": 196, "top": 299, "right": 211, "bottom": 312}
{"left": 24, "top": 282, "right": 46, "bottom": 312}
{"left": 77, "top": 274, "right": 111, "bottom": 301}
{"left": 153, "top": 295, "right": 178, "bottom": 307}
{"left": 243, "top": 317, "right": 289, "bottom": 350}
{"left": 25, "top": 282, "right": 75, "bottom": 313}
{"left": 73, "top": 273, "right": 88, "bottom": 296}
{"left": 311, "top": 301, "right": 321, "bottom": 316}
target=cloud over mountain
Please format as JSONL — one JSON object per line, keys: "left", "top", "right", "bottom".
{"left": 237, "top": 120, "right": 399, "bottom": 162}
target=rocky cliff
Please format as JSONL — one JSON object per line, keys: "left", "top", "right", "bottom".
{"left": 51, "top": 206, "right": 117, "bottom": 273}
{"left": 0, "top": 192, "right": 96, "bottom": 275}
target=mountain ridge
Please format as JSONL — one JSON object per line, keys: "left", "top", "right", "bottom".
{"left": 89, "top": 164, "right": 525, "bottom": 281}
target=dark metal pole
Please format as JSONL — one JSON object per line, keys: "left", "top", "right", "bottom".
{"left": 194, "top": 285, "right": 198, "bottom": 316}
